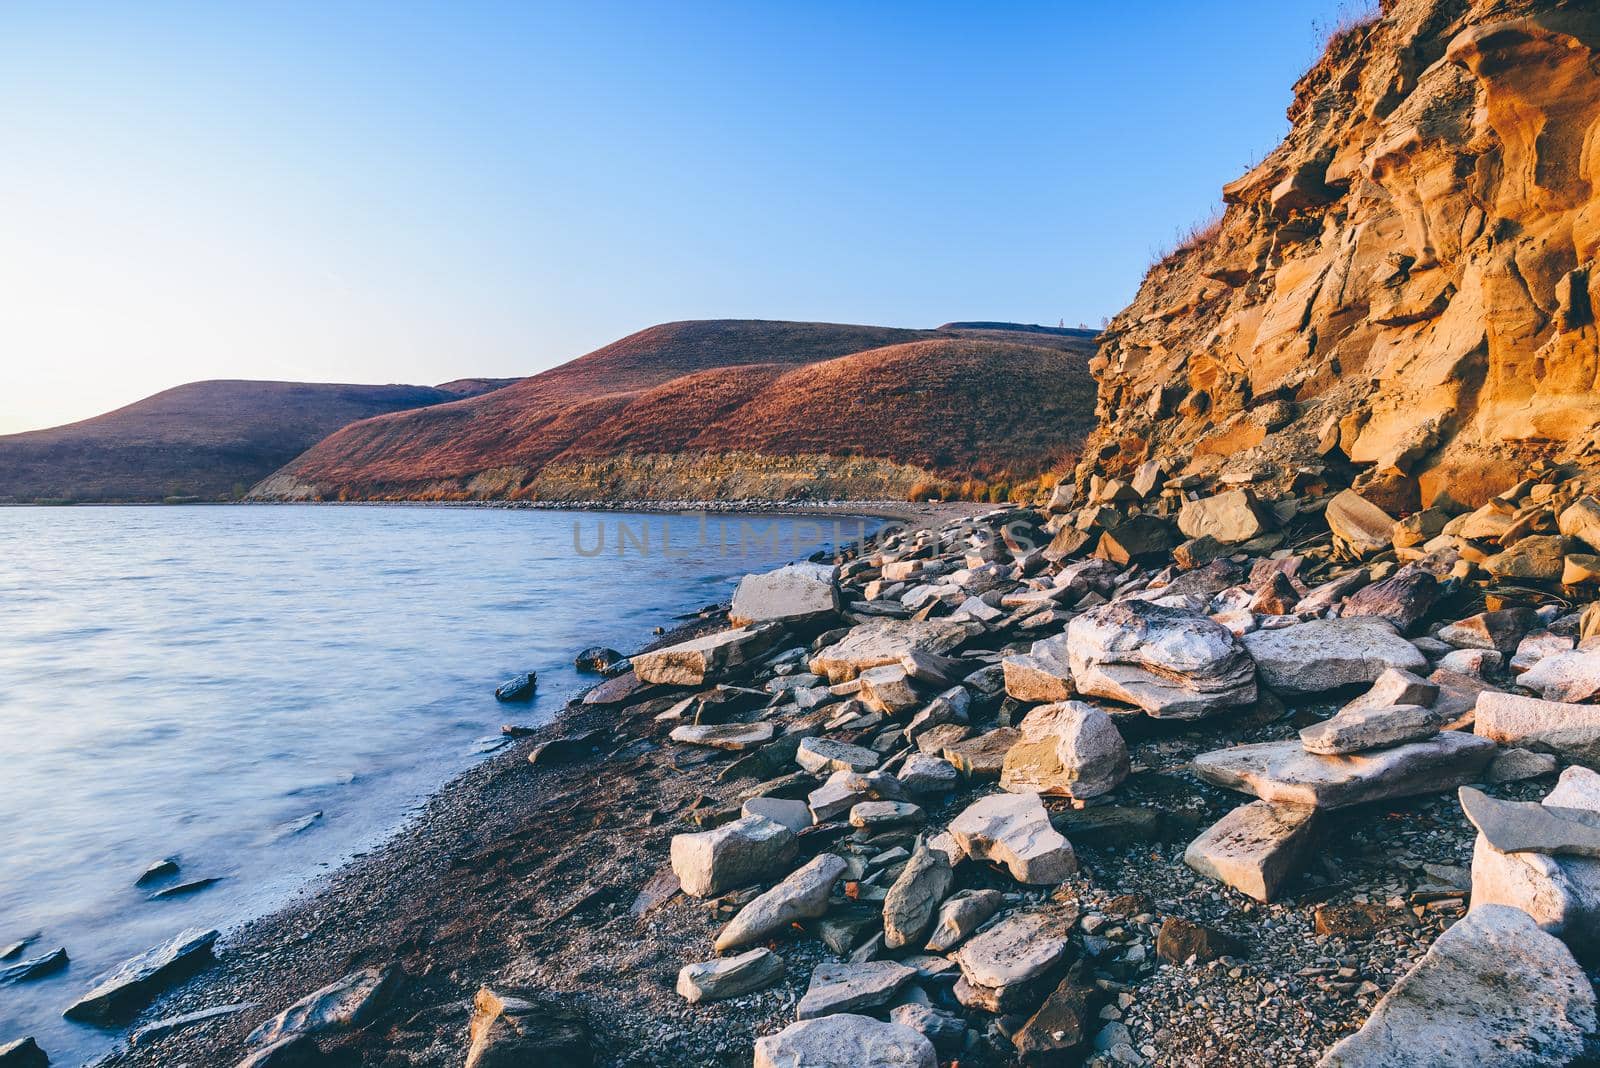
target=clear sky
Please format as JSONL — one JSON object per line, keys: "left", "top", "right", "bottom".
{"left": 0, "top": 1, "right": 1363, "bottom": 435}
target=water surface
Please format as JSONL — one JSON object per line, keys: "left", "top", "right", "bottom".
{"left": 0, "top": 504, "right": 870, "bottom": 1064}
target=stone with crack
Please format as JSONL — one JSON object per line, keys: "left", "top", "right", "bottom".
{"left": 1067, "top": 600, "right": 1256, "bottom": 718}
{"left": 714, "top": 853, "right": 848, "bottom": 952}
{"left": 1000, "top": 700, "right": 1130, "bottom": 799}
{"left": 947, "top": 792, "right": 1076, "bottom": 884}
{"left": 1183, "top": 800, "right": 1318, "bottom": 903}
{"left": 670, "top": 814, "right": 797, "bottom": 899}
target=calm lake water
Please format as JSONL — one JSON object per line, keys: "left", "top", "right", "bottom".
{"left": 0, "top": 504, "right": 872, "bottom": 1065}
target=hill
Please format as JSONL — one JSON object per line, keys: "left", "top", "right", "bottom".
{"left": 251, "top": 320, "right": 1097, "bottom": 502}
{"left": 0, "top": 378, "right": 514, "bottom": 503}
{"left": 1075, "top": 0, "right": 1600, "bottom": 510}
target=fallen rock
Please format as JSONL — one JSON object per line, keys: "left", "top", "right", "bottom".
{"left": 0, "top": 948, "right": 67, "bottom": 985}
{"left": 633, "top": 626, "right": 773, "bottom": 686}
{"left": 883, "top": 839, "right": 955, "bottom": 949}
{"left": 1156, "top": 916, "right": 1244, "bottom": 964}
{"left": 741, "top": 796, "right": 812, "bottom": 833}
{"left": 1000, "top": 700, "right": 1129, "bottom": 799}
{"left": 1485, "top": 748, "right": 1560, "bottom": 783}
{"left": 1470, "top": 767, "right": 1600, "bottom": 955}
{"left": 246, "top": 965, "right": 398, "bottom": 1047}
{"left": 63, "top": 928, "right": 218, "bottom": 1023}
{"left": 1339, "top": 570, "right": 1440, "bottom": 632}
{"left": 849, "top": 800, "right": 923, "bottom": 830}
{"left": 1324, "top": 490, "right": 1395, "bottom": 557}
{"left": 1012, "top": 961, "right": 1093, "bottom": 1062}
{"left": 1520, "top": 649, "right": 1600, "bottom": 704}
{"left": 1475, "top": 690, "right": 1600, "bottom": 767}
{"left": 1339, "top": 668, "right": 1439, "bottom": 715}
{"left": 1438, "top": 609, "right": 1537, "bottom": 654}
{"left": 942, "top": 727, "right": 1021, "bottom": 778}
{"left": 669, "top": 722, "right": 776, "bottom": 750}
{"left": 1193, "top": 733, "right": 1494, "bottom": 809}
{"left": 796, "top": 736, "right": 880, "bottom": 775}
{"left": 1183, "top": 800, "right": 1317, "bottom": 902}
{"left": 676, "top": 948, "right": 785, "bottom": 1004}
{"left": 131, "top": 1002, "right": 253, "bottom": 1046}
{"left": 574, "top": 646, "right": 624, "bottom": 674}
{"left": 0, "top": 1039, "right": 47, "bottom": 1068}
{"left": 1068, "top": 600, "right": 1256, "bottom": 718}
{"left": 1317, "top": 905, "right": 1595, "bottom": 1067}
{"left": 1298, "top": 704, "right": 1439, "bottom": 755}
{"left": 731, "top": 562, "right": 840, "bottom": 626}
{"left": 1242, "top": 618, "right": 1428, "bottom": 696}
{"left": 715, "top": 853, "right": 848, "bottom": 951}
{"left": 889, "top": 1003, "right": 966, "bottom": 1054}
{"left": 947, "top": 792, "right": 1076, "bottom": 884}
{"left": 954, "top": 909, "right": 1072, "bottom": 1013}
{"left": 494, "top": 672, "right": 537, "bottom": 702}
{"left": 1485, "top": 534, "right": 1568, "bottom": 582}
{"left": 807, "top": 770, "right": 906, "bottom": 822}
{"left": 464, "top": 986, "right": 592, "bottom": 1068}
{"left": 1560, "top": 496, "right": 1600, "bottom": 553}
{"left": 897, "top": 754, "right": 959, "bottom": 796}
{"left": 925, "top": 888, "right": 1006, "bottom": 952}
{"left": 1178, "top": 489, "right": 1274, "bottom": 544}
{"left": 671, "top": 815, "right": 797, "bottom": 898}
{"left": 753, "top": 1014, "right": 936, "bottom": 1068}
{"left": 1002, "top": 633, "right": 1075, "bottom": 703}
{"left": 796, "top": 960, "right": 916, "bottom": 1019}
{"left": 810, "top": 619, "right": 973, "bottom": 684}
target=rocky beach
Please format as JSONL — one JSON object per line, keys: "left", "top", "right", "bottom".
{"left": 32, "top": 468, "right": 1600, "bottom": 1067}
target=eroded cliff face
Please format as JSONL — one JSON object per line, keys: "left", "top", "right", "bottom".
{"left": 1080, "top": 0, "right": 1600, "bottom": 510}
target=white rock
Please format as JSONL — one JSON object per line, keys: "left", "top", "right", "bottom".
{"left": 1193, "top": 733, "right": 1494, "bottom": 809}
{"left": 797, "top": 736, "right": 881, "bottom": 775}
{"left": 947, "top": 792, "right": 1076, "bottom": 884}
{"left": 796, "top": 960, "right": 916, "bottom": 1019}
{"left": 633, "top": 626, "right": 774, "bottom": 686}
{"left": 730, "top": 562, "right": 840, "bottom": 626}
{"left": 925, "top": 889, "right": 1006, "bottom": 952}
{"left": 810, "top": 619, "right": 974, "bottom": 684}
{"left": 1317, "top": 905, "right": 1595, "bottom": 1067}
{"left": 953, "top": 909, "right": 1072, "bottom": 1013}
{"left": 676, "top": 948, "right": 785, "bottom": 1004}
{"left": 1067, "top": 601, "right": 1256, "bottom": 718}
{"left": 1000, "top": 701, "right": 1129, "bottom": 799}
{"left": 671, "top": 815, "right": 797, "bottom": 898}
{"left": 1243, "top": 618, "right": 1428, "bottom": 696}
{"left": 1184, "top": 800, "right": 1317, "bottom": 903}
{"left": 753, "top": 1014, "right": 937, "bottom": 1068}
{"left": 1298, "top": 705, "right": 1439, "bottom": 755}
{"left": 1475, "top": 690, "right": 1600, "bottom": 767}
{"left": 1470, "top": 766, "right": 1600, "bottom": 957}
{"left": 849, "top": 801, "right": 923, "bottom": 829}
{"left": 897, "top": 754, "right": 959, "bottom": 796}
{"left": 1339, "top": 668, "right": 1439, "bottom": 715}
{"left": 857, "top": 664, "right": 921, "bottom": 714}
{"left": 246, "top": 965, "right": 396, "bottom": 1046}
{"left": 742, "top": 797, "right": 813, "bottom": 834}
{"left": 807, "top": 770, "right": 905, "bottom": 823}
{"left": 669, "top": 722, "right": 776, "bottom": 750}
{"left": 714, "top": 852, "right": 848, "bottom": 952}
{"left": 882, "top": 839, "right": 954, "bottom": 950}
{"left": 1520, "top": 649, "right": 1600, "bottom": 704}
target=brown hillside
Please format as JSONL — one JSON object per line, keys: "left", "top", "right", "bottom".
{"left": 254, "top": 320, "right": 1099, "bottom": 501}
{"left": 0, "top": 379, "right": 510, "bottom": 503}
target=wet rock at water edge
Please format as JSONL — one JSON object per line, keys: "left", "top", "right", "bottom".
{"left": 494, "top": 672, "right": 537, "bottom": 702}
{"left": 676, "top": 947, "right": 785, "bottom": 1004}
{"left": 135, "top": 857, "right": 180, "bottom": 886}
{"left": 573, "top": 646, "right": 624, "bottom": 674}
{"left": 0, "top": 1039, "right": 47, "bottom": 1068}
{"left": 149, "top": 876, "right": 223, "bottom": 900}
{"left": 246, "top": 964, "right": 398, "bottom": 1047}
{"left": 753, "top": 1014, "right": 936, "bottom": 1068}
{"left": 132, "top": 1002, "right": 253, "bottom": 1045}
{"left": 465, "top": 986, "right": 594, "bottom": 1068}
{"left": 62, "top": 927, "right": 219, "bottom": 1023}
{"left": 0, "top": 948, "right": 68, "bottom": 985}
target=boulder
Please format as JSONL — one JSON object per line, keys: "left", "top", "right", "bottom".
{"left": 676, "top": 948, "right": 785, "bottom": 1004}
{"left": 1460, "top": 785, "right": 1600, "bottom": 858}
{"left": 1340, "top": 570, "right": 1440, "bottom": 632}
{"left": 633, "top": 626, "right": 774, "bottom": 686}
{"left": 1192, "top": 733, "right": 1495, "bottom": 809}
{"left": 1000, "top": 701, "right": 1129, "bottom": 799}
{"left": 741, "top": 796, "right": 813, "bottom": 833}
{"left": 810, "top": 619, "right": 973, "bottom": 683}
{"left": 731, "top": 562, "right": 840, "bottom": 626}
{"left": 1095, "top": 514, "right": 1178, "bottom": 565}
{"left": 1183, "top": 800, "right": 1317, "bottom": 902}
{"left": 1324, "top": 490, "right": 1395, "bottom": 556}
{"left": 0, "top": 1040, "right": 46, "bottom": 1068}
{"left": 925, "top": 888, "right": 1006, "bottom": 952}
{"left": 464, "top": 987, "right": 592, "bottom": 1068}
{"left": 796, "top": 737, "right": 880, "bottom": 775}
{"left": 1067, "top": 601, "right": 1256, "bottom": 718}
{"left": 494, "top": 672, "right": 537, "bottom": 702}
{"left": 1438, "top": 609, "right": 1537, "bottom": 655}
{"left": 1155, "top": 916, "right": 1244, "bottom": 964}
{"left": 897, "top": 754, "right": 959, "bottom": 796}
{"left": 1485, "top": 748, "right": 1560, "bottom": 783}
{"left": 1298, "top": 704, "right": 1439, "bottom": 755}
{"left": 856, "top": 664, "right": 920, "bottom": 715}
{"left": 1520, "top": 649, "right": 1600, "bottom": 704}
{"left": 947, "top": 792, "right": 1076, "bottom": 884}
{"left": 669, "top": 722, "right": 775, "bottom": 750}
{"left": 671, "top": 815, "right": 797, "bottom": 898}
{"left": 1317, "top": 906, "right": 1595, "bottom": 1067}
{"left": 1475, "top": 691, "right": 1600, "bottom": 767}
{"left": 1012, "top": 962, "right": 1093, "bottom": 1062}
{"left": 1559, "top": 496, "right": 1600, "bottom": 553}
{"left": 1242, "top": 618, "right": 1428, "bottom": 696}
{"left": 1002, "top": 633, "right": 1075, "bottom": 703}
{"left": 807, "top": 770, "right": 906, "bottom": 823}
{"left": 63, "top": 928, "right": 219, "bottom": 1023}
{"left": 1339, "top": 668, "right": 1439, "bottom": 715}
{"left": 1470, "top": 767, "right": 1600, "bottom": 956}
{"left": 574, "top": 646, "right": 624, "bottom": 674}
{"left": 883, "top": 839, "right": 955, "bottom": 949}
{"left": 1485, "top": 535, "right": 1568, "bottom": 582}
{"left": 953, "top": 909, "right": 1072, "bottom": 1013}
{"left": 941, "top": 727, "right": 1021, "bottom": 778}
{"left": 714, "top": 853, "right": 848, "bottom": 951}
{"left": 1178, "top": 489, "right": 1274, "bottom": 544}
{"left": 753, "top": 1015, "right": 936, "bottom": 1068}
{"left": 795, "top": 960, "right": 916, "bottom": 1019}
{"left": 888, "top": 1003, "right": 966, "bottom": 1054}
{"left": 247, "top": 965, "right": 398, "bottom": 1047}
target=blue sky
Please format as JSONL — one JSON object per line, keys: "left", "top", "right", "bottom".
{"left": 0, "top": 1, "right": 1365, "bottom": 433}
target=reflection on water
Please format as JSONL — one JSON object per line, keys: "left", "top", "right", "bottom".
{"left": 0, "top": 504, "right": 870, "bottom": 1065}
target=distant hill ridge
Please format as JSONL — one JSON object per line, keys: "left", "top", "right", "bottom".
{"left": 252, "top": 319, "right": 1098, "bottom": 503}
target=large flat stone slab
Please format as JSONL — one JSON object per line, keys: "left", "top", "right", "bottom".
{"left": 754, "top": 1014, "right": 936, "bottom": 1068}
{"left": 1475, "top": 690, "right": 1600, "bottom": 768}
{"left": 633, "top": 626, "right": 774, "bottom": 686}
{"left": 1460, "top": 785, "right": 1600, "bottom": 858}
{"left": 1067, "top": 600, "right": 1256, "bottom": 719}
{"left": 1184, "top": 800, "right": 1318, "bottom": 902}
{"left": 730, "top": 562, "right": 840, "bottom": 626}
{"left": 795, "top": 960, "right": 916, "bottom": 1019}
{"left": 953, "top": 909, "right": 1072, "bottom": 1013}
{"left": 1317, "top": 905, "right": 1595, "bottom": 1067}
{"left": 809, "top": 619, "right": 974, "bottom": 684}
{"left": 1192, "top": 732, "right": 1495, "bottom": 809}
{"left": 1242, "top": 618, "right": 1427, "bottom": 697}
